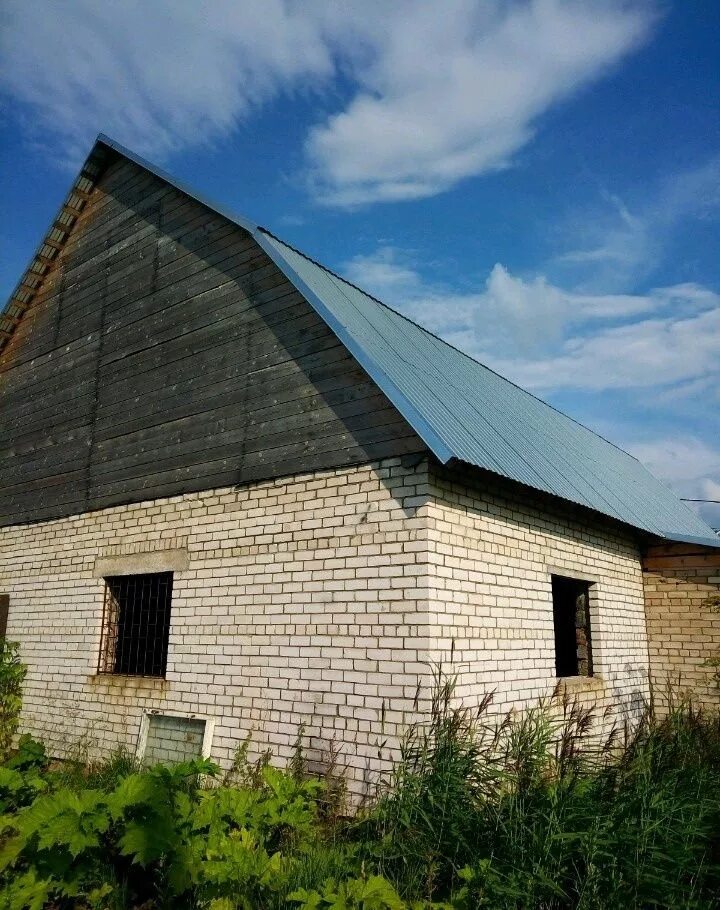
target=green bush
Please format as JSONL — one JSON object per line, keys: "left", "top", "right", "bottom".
{"left": 0, "top": 675, "right": 718, "bottom": 909}
{"left": 0, "top": 755, "right": 329, "bottom": 909}
{"left": 0, "top": 642, "right": 26, "bottom": 763}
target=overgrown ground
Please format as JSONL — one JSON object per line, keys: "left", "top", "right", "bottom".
{"left": 0, "top": 673, "right": 718, "bottom": 909}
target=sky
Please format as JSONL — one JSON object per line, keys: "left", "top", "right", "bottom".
{"left": 1, "top": 0, "right": 718, "bottom": 530}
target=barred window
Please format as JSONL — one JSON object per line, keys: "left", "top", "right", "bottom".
{"left": 98, "top": 573, "right": 173, "bottom": 677}
{"left": 551, "top": 575, "right": 593, "bottom": 677}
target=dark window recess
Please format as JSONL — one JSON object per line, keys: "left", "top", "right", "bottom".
{"left": 0, "top": 594, "right": 8, "bottom": 639}
{"left": 551, "top": 575, "right": 593, "bottom": 677}
{"left": 98, "top": 573, "right": 173, "bottom": 677}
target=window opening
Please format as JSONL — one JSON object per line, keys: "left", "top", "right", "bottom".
{"left": 98, "top": 572, "right": 173, "bottom": 677}
{"left": 551, "top": 575, "right": 592, "bottom": 677}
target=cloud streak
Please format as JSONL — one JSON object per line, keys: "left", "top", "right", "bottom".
{"left": 554, "top": 156, "right": 720, "bottom": 289}
{"left": 308, "top": 1, "right": 655, "bottom": 204}
{"left": 0, "top": 0, "right": 335, "bottom": 162}
{"left": 0, "top": 1, "right": 656, "bottom": 201}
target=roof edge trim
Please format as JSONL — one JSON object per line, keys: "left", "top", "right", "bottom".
{"left": 661, "top": 532, "right": 720, "bottom": 549}
{"left": 96, "top": 134, "right": 258, "bottom": 235}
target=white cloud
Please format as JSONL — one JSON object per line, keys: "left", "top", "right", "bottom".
{"left": 625, "top": 438, "right": 720, "bottom": 529}
{"left": 0, "top": 1, "right": 655, "bottom": 199}
{"left": 344, "top": 248, "right": 720, "bottom": 395}
{"left": 0, "top": 0, "right": 335, "bottom": 162}
{"left": 309, "top": 1, "right": 655, "bottom": 204}
{"left": 554, "top": 156, "right": 720, "bottom": 289}
{"left": 490, "top": 296, "right": 720, "bottom": 392}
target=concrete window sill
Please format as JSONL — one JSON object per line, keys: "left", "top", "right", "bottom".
{"left": 87, "top": 674, "right": 169, "bottom": 693}
{"left": 555, "top": 675, "right": 605, "bottom": 694}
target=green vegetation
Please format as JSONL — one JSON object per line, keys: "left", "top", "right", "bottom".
{"left": 0, "top": 642, "right": 26, "bottom": 763}
{"left": 0, "top": 666, "right": 718, "bottom": 908}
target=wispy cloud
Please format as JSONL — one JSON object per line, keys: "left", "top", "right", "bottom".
{"left": 0, "top": 0, "right": 335, "bottom": 163}
{"left": 309, "top": 2, "right": 655, "bottom": 205}
{"left": 554, "top": 156, "right": 720, "bottom": 288}
{"left": 489, "top": 300, "right": 720, "bottom": 392}
{"left": 344, "top": 247, "right": 720, "bottom": 391}
{"left": 0, "top": 1, "right": 656, "bottom": 201}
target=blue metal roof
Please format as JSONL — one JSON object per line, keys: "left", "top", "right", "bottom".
{"left": 8, "top": 135, "right": 715, "bottom": 547}
{"left": 256, "top": 231, "right": 719, "bottom": 548}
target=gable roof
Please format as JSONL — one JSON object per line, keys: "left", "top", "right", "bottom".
{"left": 3, "top": 134, "right": 718, "bottom": 548}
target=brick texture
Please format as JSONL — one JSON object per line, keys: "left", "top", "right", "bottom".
{"left": 426, "top": 464, "right": 650, "bottom": 727}
{"left": 0, "top": 458, "right": 431, "bottom": 795}
{"left": 643, "top": 547, "right": 720, "bottom": 711}
{"left": 0, "top": 457, "right": 653, "bottom": 794}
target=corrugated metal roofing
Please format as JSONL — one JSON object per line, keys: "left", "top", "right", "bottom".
{"left": 5, "top": 134, "right": 718, "bottom": 547}
{"left": 256, "top": 231, "right": 719, "bottom": 548}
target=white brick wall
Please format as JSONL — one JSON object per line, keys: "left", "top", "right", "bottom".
{"left": 426, "top": 465, "right": 650, "bottom": 728}
{"left": 0, "top": 458, "right": 432, "bottom": 796}
{"left": 0, "top": 457, "right": 651, "bottom": 795}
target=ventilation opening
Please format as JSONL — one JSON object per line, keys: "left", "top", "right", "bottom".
{"left": 98, "top": 572, "right": 173, "bottom": 677}
{"left": 551, "top": 575, "right": 593, "bottom": 677}
{"left": 140, "top": 714, "right": 209, "bottom": 766}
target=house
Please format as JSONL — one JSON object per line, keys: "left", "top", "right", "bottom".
{"left": 1, "top": 136, "right": 718, "bottom": 791}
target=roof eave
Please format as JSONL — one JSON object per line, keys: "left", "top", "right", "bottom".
{"left": 659, "top": 531, "right": 720, "bottom": 549}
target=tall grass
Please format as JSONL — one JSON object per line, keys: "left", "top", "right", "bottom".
{"left": 1, "top": 674, "right": 718, "bottom": 908}
{"left": 362, "top": 673, "right": 720, "bottom": 907}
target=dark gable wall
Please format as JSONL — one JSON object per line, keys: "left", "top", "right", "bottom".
{"left": 0, "top": 155, "right": 425, "bottom": 526}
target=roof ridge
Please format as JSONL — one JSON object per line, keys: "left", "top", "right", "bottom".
{"left": 257, "top": 227, "right": 640, "bottom": 464}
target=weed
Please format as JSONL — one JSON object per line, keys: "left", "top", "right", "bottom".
{"left": 0, "top": 669, "right": 718, "bottom": 908}
{"left": 0, "top": 642, "right": 26, "bottom": 762}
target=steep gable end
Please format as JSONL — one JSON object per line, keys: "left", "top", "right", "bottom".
{"left": 0, "top": 149, "right": 424, "bottom": 525}
{"left": 3, "top": 135, "right": 717, "bottom": 547}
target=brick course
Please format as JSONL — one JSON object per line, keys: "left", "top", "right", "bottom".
{"left": 426, "top": 465, "right": 650, "bottom": 727}
{"left": 1, "top": 458, "right": 431, "bottom": 796}
{"left": 0, "top": 457, "right": 652, "bottom": 795}
{"left": 643, "top": 547, "right": 720, "bottom": 711}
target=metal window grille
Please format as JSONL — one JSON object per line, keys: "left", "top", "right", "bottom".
{"left": 98, "top": 572, "right": 173, "bottom": 677}
{"left": 551, "top": 575, "right": 593, "bottom": 677}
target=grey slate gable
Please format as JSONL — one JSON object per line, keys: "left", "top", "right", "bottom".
{"left": 2, "top": 134, "right": 718, "bottom": 547}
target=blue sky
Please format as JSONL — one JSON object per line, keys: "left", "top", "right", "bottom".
{"left": 1, "top": 1, "right": 719, "bottom": 528}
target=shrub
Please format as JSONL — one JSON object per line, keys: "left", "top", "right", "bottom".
{"left": 0, "top": 642, "right": 26, "bottom": 762}
{"left": 0, "top": 676, "right": 718, "bottom": 908}
{"left": 0, "top": 756, "right": 327, "bottom": 909}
